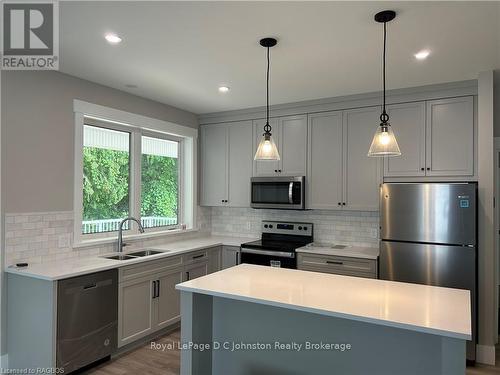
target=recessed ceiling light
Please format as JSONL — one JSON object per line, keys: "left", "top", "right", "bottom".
{"left": 105, "top": 33, "right": 122, "bottom": 44}
{"left": 218, "top": 86, "right": 230, "bottom": 93}
{"left": 414, "top": 50, "right": 430, "bottom": 60}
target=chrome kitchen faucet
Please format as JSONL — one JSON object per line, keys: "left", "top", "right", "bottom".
{"left": 117, "top": 217, "right": 145, "bottom": 252}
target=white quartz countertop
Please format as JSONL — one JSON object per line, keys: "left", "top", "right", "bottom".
{"left": 176, "top": 264, "right": 471, "bottom": 340}
{"left": 5, "top": 235, "right": 255, "bottom": 281}
{"left": 296, "top": 243, "right": 379, "bottom": 260}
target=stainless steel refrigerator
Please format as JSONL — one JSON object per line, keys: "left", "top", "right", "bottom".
{"left": 379, "top": 182, "right": 477, "bottom": 362}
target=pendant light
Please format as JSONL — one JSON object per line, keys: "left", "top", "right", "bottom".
{"left": 368, "top": 10, "right": 401, "bottom": 157}
{"left": 254, "top": 37, "right": 280, "bottom": 161}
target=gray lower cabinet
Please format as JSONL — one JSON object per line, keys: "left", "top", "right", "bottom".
{"left": 118, "top": 247, "right": 221, "bottom": 347}
{"left": 297, "top": 253, "right": 377, "bottom": 279}
{"left": 118, "top": 261, "right": 185, "bottom": 347}
{"left": 221, "top": 245, "right": 240, "bottom": 269}
{"left": 119, "top": 273, "right": 157, "bottom": 346}
{"left": 185, "top": 262, "right": 208, "bottom": 281}
{"left": 155, "top": 269, "right": 183, "bottom": 330}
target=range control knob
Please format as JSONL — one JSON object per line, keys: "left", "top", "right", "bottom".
{"left": 298, "top": 226, "right": 303, "bottom": 230}
{"left": 264, "top": 224, "right": 268, "bottom": 228}
{"left": 303, "top": 226, "right": 308, "bottom": 231}
{"left": 269, "top": 225, "right": 273, "bottom": 229}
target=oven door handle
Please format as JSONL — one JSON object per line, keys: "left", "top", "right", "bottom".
{"left": 240, "top": 248, "right": 295, "bottom": 258}
{"left": 288, "top": 182, "right": 294, "bottom": 204}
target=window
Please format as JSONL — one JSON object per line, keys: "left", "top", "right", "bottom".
{"left": 80, "top": 124, "right": 182, "bottom": 236}
{"left": 76, "top": 116, "right": 191, "bottom": 242}
{"left": 141, "top": 136, "right": 179, "bottom": 229}
{"left": 82, "top": 125, "right": 131, "bottom": 234}
{"left": 74, "top": 100, "right": 197, "bottom": 246}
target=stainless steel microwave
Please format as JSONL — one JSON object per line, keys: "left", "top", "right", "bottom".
{"left": 250, "top": 176, "right": 305, "bottom": 210}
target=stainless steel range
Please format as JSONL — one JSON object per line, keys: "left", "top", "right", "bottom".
{"left": 240, "top": 221, "right": 313, "bottom": 269}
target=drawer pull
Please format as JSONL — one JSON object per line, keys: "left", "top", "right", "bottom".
{"left": 326, "top": 261, "right": 343, "bottom": 265}
{"left": 192, "top": 254, "right": 205, "bottom": 259}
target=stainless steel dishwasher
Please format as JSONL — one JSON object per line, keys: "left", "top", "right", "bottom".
{"left": 57, "top": 269, "right": 118, "bottom": 372}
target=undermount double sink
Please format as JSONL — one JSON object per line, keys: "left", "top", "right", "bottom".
{"left": 103, "top": 248, "right": 167, "bottom": 261}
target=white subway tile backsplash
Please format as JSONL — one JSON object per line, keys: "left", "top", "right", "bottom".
{"left": 210, "top": 207, "right": 379, "bottom": 248}
{"left": 4, "top": 205, "right": 378, "bottom": 266}
{"left": 4, "top": 206, "right": 212, "bottom": 266}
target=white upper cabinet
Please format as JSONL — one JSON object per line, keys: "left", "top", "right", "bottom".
{"left": 383, "top": 96, "right": 475, "bottom": 179}
{"left": 201, "top": 93, "right": 476, "bottom": 210}
{"left": 384, "top": 102, "right": 426, "bottom": 177}
{"left": 253, "top": 115, "right": 307, "bottom": 177}
{"left": 343, "top": 107, "right": 382, "bottom": 211}
{"left": 426, "top": 96, "right": 474, "bottom": 176}
{"left": 279, "top": 115, "right": 308, "bottom": 176}
{"left": 227, "top": 121, "right": 253, "bottom": 207}
{"left": 200, "top": 121, "right": 252, "bottom": 207}
{"left": 200, "top": 124, "right": 227, "bottom": 206}
{"left": 307, "top": 111, "right": 343, "bottom": 210}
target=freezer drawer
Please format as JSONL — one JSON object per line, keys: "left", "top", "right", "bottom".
{"left": 380, "top": 183, "right": 476, "bottom": 245}
{"left": 379, "top": 241, "right": 476, "bottom": 361}
{"left": 57, "top": 269, "right": 118, "bottom": 372}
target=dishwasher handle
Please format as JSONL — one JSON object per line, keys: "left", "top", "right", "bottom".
{"left": 64, "top": 278, "right": 113, "bottom": 295}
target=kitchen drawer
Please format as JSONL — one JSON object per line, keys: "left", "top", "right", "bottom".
{"left": 297, "top": 253, "right": 377, "bottom": 278}
{"left": 119, "top": 256, "right": 183, "bottom": 282}
{"left": 182, "top": 248, "right": 211, "bottom": 265}
{"left": 299, "top": 265, "right": 375, "bottom": 279}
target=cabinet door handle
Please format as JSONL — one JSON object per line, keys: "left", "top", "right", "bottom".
{"left": 427, "top": 167, "right": 430, "bottom": 171}
{"left": 278, "top": 169, "right": 282, "bottom": 173}
{"left": 421, "top": 167, "right": 425, "bottom": 171}
{"left": 337, "top": 202, "right": 341, "bottom": 206}
{"left": 193, "top": 254, "right": 205, "bottom": 259}
{"left": 157, "top": 279, "right": 160, "bottom": 297}
{"left": 186, "top": 271, "right": 190, "bottom": 281}
{"left": 342, "top": 202, "right": 346, "bottom": 206}
{"left": 326, "top": 261, "right": 344, "bottom": 265}
{"left": 152, "top": 280, "right": 157, "bottom": 299}
{"left": 235, "top": 251, "right": 239, "bottom": 265}
{"left": 274, "top": 169, "right": 278, "bottom": 173}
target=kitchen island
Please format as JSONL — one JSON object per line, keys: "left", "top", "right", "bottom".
{"left": 176, "top": 264, "right": 471, "bottom": 375}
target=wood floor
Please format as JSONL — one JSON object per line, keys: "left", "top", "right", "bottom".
{"left": 87, "top": 329, "right": 500, "bottom": 375}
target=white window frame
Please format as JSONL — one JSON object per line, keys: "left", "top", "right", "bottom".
{"left": 73, "top": 100, "right": 198, "bottom": 247}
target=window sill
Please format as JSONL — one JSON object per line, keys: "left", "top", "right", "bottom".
{"left": 73, "top": 227, "right": 199, "bottom": 249}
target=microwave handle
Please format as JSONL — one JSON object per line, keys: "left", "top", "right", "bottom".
{"left": 288, "top": 182, "right": 294, "bottom": 204}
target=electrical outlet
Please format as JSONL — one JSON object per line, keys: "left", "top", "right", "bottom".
{"left": 58, "top": 233, "right": 71, "bottom": 248}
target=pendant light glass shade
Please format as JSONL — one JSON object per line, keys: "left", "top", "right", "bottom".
{"left": 254, "top": 132, "right": 280, "bottom": 160}
{"left": 367, "top": 123, "right": 401, "bottom": 156}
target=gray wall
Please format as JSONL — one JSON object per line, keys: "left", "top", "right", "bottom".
{"left": 1, "top": 71, "right": 198, "bottom": 214}
{"left": 0, "top": 70, "right": 198, "bottom": 362}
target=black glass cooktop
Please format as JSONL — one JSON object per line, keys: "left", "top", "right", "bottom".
{"left": 242, "top": 235, "right": 312, "bottom": 253}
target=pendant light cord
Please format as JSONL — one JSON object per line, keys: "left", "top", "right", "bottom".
{"left": 266, "top": 46, "right": 270, "bottom": 130}
{"left": 380, "top": 21, "right": 389, "bottom": 124}
{"left": 383, "top": 21, "right": 386, "bottom": 115}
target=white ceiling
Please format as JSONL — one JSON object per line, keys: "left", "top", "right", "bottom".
{"left": 60, "top": 1, "right": 500, "bottom": 115}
